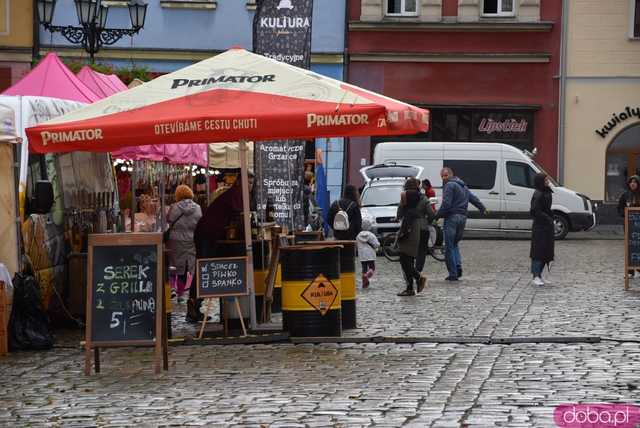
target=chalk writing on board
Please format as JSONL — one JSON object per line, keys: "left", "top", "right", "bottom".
{"left": 197, "top": 257, "right": 247, "bottom": 298}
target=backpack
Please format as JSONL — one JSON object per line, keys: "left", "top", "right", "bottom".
{"left": 333, "top": 201, "right": 353, "bottom": 231}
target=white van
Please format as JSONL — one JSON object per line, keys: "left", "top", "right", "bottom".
{"left": 373, "top": 142, "right": 596, "bottom": 239}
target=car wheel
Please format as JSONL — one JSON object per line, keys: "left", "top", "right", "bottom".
{"left": 553, "top": 213, "right": 570, "bottom": 240}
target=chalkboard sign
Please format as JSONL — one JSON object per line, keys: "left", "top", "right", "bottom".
{"left": 197, "top": 256, "right": 248, "bottom": 298}
{"left": 85, "top": 233, "right": 166, "bottom": 375}
{"left": 625, "top": 208, "right": 640, "bottom": 290}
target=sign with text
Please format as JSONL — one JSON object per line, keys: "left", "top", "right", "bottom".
{"left": 624, "top": 208, "right": 640, "bottom": 290}
{"left": 254, "top": 140, "right": 305, "bottom": 231}
{"left": 87, "top": 234, "right": 162, "bottom": 344}
{"left": 253, "top": 0, "right": 314, "bottom": 69}
{"left": 197, "top": 256, "right": 248, "bottom": 298}
{"left": 471, "top": 110, "right": 534, "bottom": 143}
{"left": 301, "top": 274, "right": 338, "bottom": 316}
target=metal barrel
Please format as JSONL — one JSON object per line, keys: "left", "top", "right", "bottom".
{"left": 281, "top": 245, "right": 342, "bottom": 337}
{"left": 312, "top": 240, "right": 357, "bottom": 329}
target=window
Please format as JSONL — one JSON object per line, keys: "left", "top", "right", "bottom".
{"left": 482, "top": 0, "right": 515, "bottom": 16}
{"left": 443, "top": 160, "right": 497, "bottom": 190}
{"left": 361, "top": 185, "right": 403, "bottom": 207}
{"left": 507, "top": 161, "right": 536, "bottom": 188}
{"left": 386, "top": 0, "right": 417, "bottom": 16}
{"left": 633, "top": 0, "right": 640, "bottom": 38}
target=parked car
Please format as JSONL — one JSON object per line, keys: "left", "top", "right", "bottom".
{"left": 372, "top": 142, "right": 597, "bottom": 239}
{"left": 359, "top": 163, "right": 424, "bottom": 237}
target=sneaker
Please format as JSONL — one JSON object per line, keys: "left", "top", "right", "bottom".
{"left": 417, "top": 274, "right": 427, "bottom": 293}
{"left": 444, "top": 276, "right": 459, "bottom": 281}
{"left": 177, "top": 295, "right": 187, "bottom": 304}
{"left": 532, "top": 276, "right": 544, "bottom": 286}
{"left": 457, "top": 267, "right": 463, "bottom": 278}
{"left": 397, "top": 289, "right": 416, "bottom": 296}
{"left": 170, "top": 289, "right": 177, "bottom": 300}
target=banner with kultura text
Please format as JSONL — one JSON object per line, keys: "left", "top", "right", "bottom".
{"left": 252, "top": 0, "right": 313, "bottom": 230}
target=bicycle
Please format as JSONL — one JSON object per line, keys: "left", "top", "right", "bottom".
{"left": 381, "top": 222, "right": 445, "bottom": 262}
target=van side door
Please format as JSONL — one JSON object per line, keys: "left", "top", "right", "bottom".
{"left": 442, "top": 158, "right": 502, "bottom": 229}
{"left": 502, "top": 160, "right": 537, "bottom": 230}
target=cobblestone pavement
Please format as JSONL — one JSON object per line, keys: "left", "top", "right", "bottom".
{"left": 2, "top": 239, "right": 639, "bottom": 427}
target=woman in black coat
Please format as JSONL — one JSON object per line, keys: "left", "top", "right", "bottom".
{"left": 530, "top": 173, "right": 554, "bottom": 286}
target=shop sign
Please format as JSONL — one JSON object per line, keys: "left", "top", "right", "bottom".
{"left": 595, "top": 106, "right": 640, "bottom": 139}
{"left": 301, "top": 273, "right": 338, "bottom": 316}
{"left": 471, "top": 111, "right": 534, "bottom": 143}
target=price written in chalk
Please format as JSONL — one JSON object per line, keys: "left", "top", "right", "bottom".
{"left": 197, "top": 257, "right": 248, "bottom": 298}
{"left": 90, "top": 244, "right": 158, "bottom": 343}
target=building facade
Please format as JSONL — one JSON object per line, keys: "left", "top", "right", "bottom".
{"left": 39, "top": 0, "right": 347, "bottom": 201}
{"left": 561, "top": 0, "right": 640, "bottom": 218}
{"left": 347, "top": 0, "right": 561, "bottom": 187}
{"left": 0, "top": 0, "right": 33, "bottom": 91}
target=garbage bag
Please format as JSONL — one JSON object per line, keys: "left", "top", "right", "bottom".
{"left": 8, "top": 272, "right": 53, "bottom": 350}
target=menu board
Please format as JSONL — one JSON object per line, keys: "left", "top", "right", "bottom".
{"left": 197, "top": 256, "right": 247, "bottom": 298}
{"left": 87, "top": 234, "right": 162, "bottom": 345}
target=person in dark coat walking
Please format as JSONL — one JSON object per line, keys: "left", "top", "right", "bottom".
{"left": 530, "top": 173, "right": 554, "bottom": 286}
{"left": 396, "top": 178, "right": 429, "bottom": 296}
{"left": 617, "top": 175, "right": 640, "bottom": 277}
{"left": 328, "top": 185, "right": 362, "bottom": 241}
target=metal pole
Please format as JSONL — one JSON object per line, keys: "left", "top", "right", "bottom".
{"left": 206, "top": 145, "right": 211, "bottom": 206}
{"left": 159, "top": 162, "right": 166, "bottom": 232}
{"left": 130, "top": 162, "right": 137, "bottom": 232}
{"left": 557, "top": 0, "right": 569, "bottom": 184}
{"left": 239, "top": 140, "right": 257, "bottom": 329}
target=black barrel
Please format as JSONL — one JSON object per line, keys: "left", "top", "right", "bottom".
{"left": 281, "top": 245, "right": 342, "bottom": 337}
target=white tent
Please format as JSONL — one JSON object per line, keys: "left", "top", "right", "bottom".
{"left": 0, "top": 103, "right": 20, "bottom": 277}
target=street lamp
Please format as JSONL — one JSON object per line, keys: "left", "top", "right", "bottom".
{"left": 36, "top": 0, "right": 148, "bottom": 63}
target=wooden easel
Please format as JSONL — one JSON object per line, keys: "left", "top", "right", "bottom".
{"left": 198, "top": 297, "right": 247, "bottom": 339}
{"left": 262, "top": 226, "right": 284, "bottom": 323}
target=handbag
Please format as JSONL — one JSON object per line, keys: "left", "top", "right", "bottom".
{"left": 163, "top": 212, "right": 184, "bottom": 243}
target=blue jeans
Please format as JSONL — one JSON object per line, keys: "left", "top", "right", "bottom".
{"left": 531, "top": 260, "right": 545, "bottom": 277}
{"left": 443, "top": 214, "right": 466, "bottom": 278}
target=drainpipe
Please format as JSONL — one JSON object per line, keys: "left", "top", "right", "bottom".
{"left": 32, "top": 0, "right": 40, "bottom": 62}
{"left": 557, "top": 0, "right": 569, "bottom": 184}
{"left": 342, "top": 0, "right": 350, "bottom": 190}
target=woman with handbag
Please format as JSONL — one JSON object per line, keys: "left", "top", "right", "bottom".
{"left": 396, "top": 178, "right": 428, "bottom": 296}
{"left": 166, "top": 185, "right": 202, "bottom": 305}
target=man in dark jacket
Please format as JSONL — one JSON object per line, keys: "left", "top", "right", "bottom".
{"left": 434, "top": 167, "right": 487, "bottom": 281}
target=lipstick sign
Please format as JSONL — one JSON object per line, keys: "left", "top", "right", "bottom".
{"left": 196, "top": 256, "right": 248, "bottom": 338}
{"left": 624, "top": 208, "right": 640, "bottom": 290}
{"left": 85, "top": 233, "right": 167, "bottom": 375}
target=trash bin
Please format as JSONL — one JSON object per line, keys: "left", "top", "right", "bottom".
{"left": 281, "top": 245, "right": 341, "bottom": 337}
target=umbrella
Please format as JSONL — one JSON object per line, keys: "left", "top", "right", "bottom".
{"left": 26, "top": 47, "right": 430, "bottom": 329}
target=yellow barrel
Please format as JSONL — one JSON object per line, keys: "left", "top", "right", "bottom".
{"left": 281, "top": 245, "right": 342, "bottom": 337}
{"left": 310, "top": 241, "right": 357, "bottom": 329}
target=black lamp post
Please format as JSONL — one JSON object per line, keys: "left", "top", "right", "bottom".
{"left": 37, "top": 0, "right": 148, "bottom": 63}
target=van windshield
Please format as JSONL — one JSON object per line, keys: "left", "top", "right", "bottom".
{"left": 530, "top": 159, "right": 559, "bottom": 186}
{"left": 361, "top": 185, "right": 403, "bottom": 207}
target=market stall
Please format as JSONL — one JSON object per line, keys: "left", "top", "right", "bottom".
{"left": 26, "top": 47, "right": 429, "bottom": 335}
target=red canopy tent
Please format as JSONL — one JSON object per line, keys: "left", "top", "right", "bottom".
{"left": 26, "top": 47, "right": 429, "bottom": 328}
